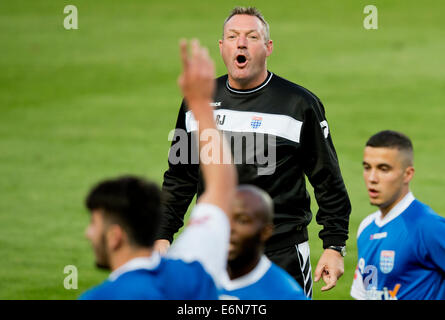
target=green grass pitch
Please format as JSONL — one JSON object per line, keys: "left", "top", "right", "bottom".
{"left": 0, "top": 0, "right": 444, "bottom": 299}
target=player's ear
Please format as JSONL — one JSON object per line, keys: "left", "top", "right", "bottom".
{"left": 403, "top": 166, "right": 415, "bottom": 184}
{"left": 260, "top": 223, "right": 274, "bottom": 243}
{"left": 106, "top": 224, "right": 124, "bottom": 251}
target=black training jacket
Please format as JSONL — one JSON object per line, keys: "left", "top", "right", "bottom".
{"left": 157, "top": 71, "right": 351, "bottom": 251}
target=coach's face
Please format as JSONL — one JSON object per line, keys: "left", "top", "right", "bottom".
{"left": 363, "top": 147, "right": 414, "bottom": 215}
{"left": 219, "top": 14, "right": 273, "bottom": 89}
{"left": 85, "top": 210, "right": 111, "bottom": 270}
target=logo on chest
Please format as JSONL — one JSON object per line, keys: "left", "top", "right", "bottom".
{"left": 379, "top": 250, "right": 395, "bottom": 274}
{"left": 251, "top": 116, "right": 263, "bottom": 129}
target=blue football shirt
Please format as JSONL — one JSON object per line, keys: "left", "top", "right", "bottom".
{"left": 219, "top": 255, "right": 308, "bottom": 300}
{"left": 351, "top": 192, "right": 445, "bottom": 300}
{"left": 80, "top": 202, "right": 230, "bottom": 300}
{"left": 79, "top": 255, "right": 218, "bottom": 300}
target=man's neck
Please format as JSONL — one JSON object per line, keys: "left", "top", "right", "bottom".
{"left": 379, "top": 189, "right": 410, "bottom": 218}
{"left": 228, "top": 69, "right": 268, "bottom": 90}
{"left": 227, "top": 252, "right": 262, "bottom": 280}
{"left": 110, "top": 247, "right": 153, "bottom": 272}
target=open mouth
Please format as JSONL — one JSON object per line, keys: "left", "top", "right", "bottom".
{"left": 235, "top": 54, "right": 248, "bottom": 67}
{"left": 368, "top": 188, "right": 379, "bottom": 198}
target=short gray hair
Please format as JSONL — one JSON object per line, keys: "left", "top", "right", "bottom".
{"left": 222, "top": 7, "right": 270, "bottom": 43}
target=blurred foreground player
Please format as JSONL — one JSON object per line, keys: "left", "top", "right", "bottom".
{"left": 351, "top": 130, "right": 445, "bottom": 300}
{"left": 79, "top": 39, "right": 237, "bottom": 299}
{"left": 219, "top": 185, "right": 307, "bottom": 300}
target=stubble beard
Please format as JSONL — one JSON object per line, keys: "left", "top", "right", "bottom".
{"left": 94, "top": 233, "right": 111, "bottom": 270}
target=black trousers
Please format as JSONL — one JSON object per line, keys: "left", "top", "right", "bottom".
{"left": 265, "top": 241, "right": 313, "bottom": 298}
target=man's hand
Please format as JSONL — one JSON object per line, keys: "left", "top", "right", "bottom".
{"left": 153, "top": 239, "right": 170, "bottom": 255}
{"left": 178, "top": 39, "right": 215, "bottom": 108}
{"left": 314, "top": 249, "right": 344, "bottom": 291}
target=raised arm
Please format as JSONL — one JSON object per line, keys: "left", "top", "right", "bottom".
{"left": 167, "top": 40, "right": 237, "bottom": 280}
{"left": 154, "top": 40, "right": 237, "bottom": 254}
{"left": 177, "top": 39, "right": 236, "bottom": 213}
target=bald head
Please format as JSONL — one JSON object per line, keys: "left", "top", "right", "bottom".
{"left": 235, "top": 185, "right": 274, "bottom": 225}
{"left": 228, "top": 185, "right": 274, "bottom": 272}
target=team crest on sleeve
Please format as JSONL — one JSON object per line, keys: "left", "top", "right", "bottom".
{"left": 379, "top": 250, "right": 395, "bottom": 274}
{"left": 251, "top": 116, "right": 263, "bottom": 129}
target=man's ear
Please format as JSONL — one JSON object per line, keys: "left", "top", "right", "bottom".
{"left": 218, "top": 39, "right": 223, "bottom": 55}
{"left": 261, "top": 223, "right": 274, "bottom": 243}
{"left": 404, "top": 166, "right": 415, "bottom": 184}
{"left": 106, "top": 224, "right": 125, "bottom": 251}
{"left": 265, "top": 40, "right": 273, "bottom": 57}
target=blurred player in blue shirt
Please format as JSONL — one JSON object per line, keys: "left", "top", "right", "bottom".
{"left": 79, "top": 39, "right": 237, "bottom": 300}
{"left": 351, "top": 130, "right": 445, "bottom": 300}
{"left": 219, "top": 185, "right": 307, "bottom": 300}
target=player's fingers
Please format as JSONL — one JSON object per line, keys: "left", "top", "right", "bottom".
{"left": 190, "top": 40, "right": 213, "bottom": 81}
{"left": 188, "top": 38, "right": 202, "bottom": 75}
{"left": 190, "top": 38, "right": 200, "bottom": 62}
{"left": 179, "top": 39, "right": 189, "bottom": 71}
{"left": 204, "top": 47, "right": 215, "bottom": 76}
{"left": 199, "top": 46, "right": 208, "bottom": 66}
{"left": 199, "top": 47, "right": 213, "bottom": 78}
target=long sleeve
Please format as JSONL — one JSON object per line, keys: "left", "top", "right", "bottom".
{"left": 301, "top": 97, "right": 351, "bottom": 248}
